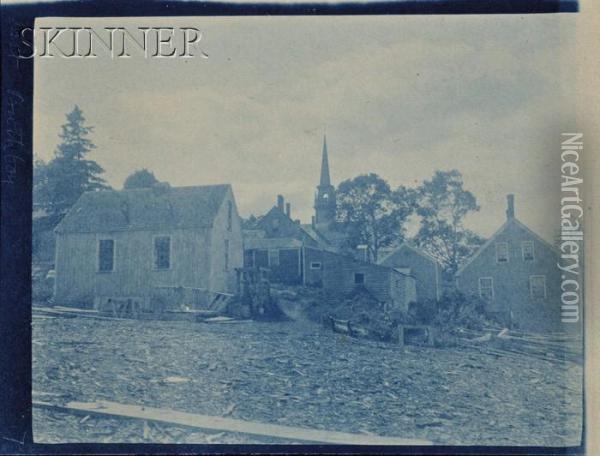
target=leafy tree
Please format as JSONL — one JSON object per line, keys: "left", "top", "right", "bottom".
{"left": 241, "top": 214, "right": 261, "bottom": 229}
{"left": 413, "top": 170, "right": 484, "bottom": 280}
{"left": 36, "top": 106, "right": 110, "bottom": 217}
{"left": 123, "top": 168, "right": 159, "bottom": 189}
{"left": 336, "top": 173, "right": 414, "bottom": 262}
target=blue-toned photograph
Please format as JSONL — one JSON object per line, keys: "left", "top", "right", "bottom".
{"left": 29, "top": 14, "right": 583, "bottom": 446}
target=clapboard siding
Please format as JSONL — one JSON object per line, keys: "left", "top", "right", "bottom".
{"left": 379, "top": 244, "right": 441, "bottom": 302}
{"left": 305, "top": 249, "right": 410, "bottom": 311}
{"left": 53, "top": 184, "right": 243, "bottom": 308}
{"left": 209, "top": 187, "right": 244, "bottom": 294}
{"left": 456, "top": 218, "right": 563, "bottom": 332}
{"left": 54, "top": 228, "right": 211, "bottom": 307}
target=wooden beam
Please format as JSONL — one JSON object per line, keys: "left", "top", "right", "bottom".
{"left": 33, "top": 400, "right": 431, "bottom": 446}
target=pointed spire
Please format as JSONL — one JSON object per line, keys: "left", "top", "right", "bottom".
{"left": 319, "top": 135, "right": 331, "bottom": 187}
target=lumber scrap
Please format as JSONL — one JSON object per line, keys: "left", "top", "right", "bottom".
{"left": 33, "top": 307, "right": 125, "bottom": 321}
{"left": 33, "top": 400, "right": 432, "bottom": 446}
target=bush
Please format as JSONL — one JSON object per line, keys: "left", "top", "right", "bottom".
{"left": 32, "top": 264, "right": 54, "bottom": 304}
{"left": 432, "top": 290, "right": 494, "bottom": 330}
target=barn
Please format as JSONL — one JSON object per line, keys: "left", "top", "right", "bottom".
{"left": 53, "top": 183, "right": 243, "bottom": 310}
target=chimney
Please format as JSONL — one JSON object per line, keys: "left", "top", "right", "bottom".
{"left": 277, "top": 194, "right": 284, "bottom": 212}
{"left": 295, "top": 219, "right": 301, "bottom": 225}
{"left": 285, "top": 203, "right": 291, "bottom": 218}
{"left": 506, "top": 194, "right": 515, "bottom": 219}
{"left": 311, "top": 215, "right": 316, "bottom": 227}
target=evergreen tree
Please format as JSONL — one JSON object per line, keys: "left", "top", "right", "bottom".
{"left": 38, "top": 106, "right": 110, "bottom": 217}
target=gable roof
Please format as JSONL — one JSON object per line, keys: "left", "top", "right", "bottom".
{"left": 455, "top": 217, "right": 559, "bottom": 276}
{"left": 300, "top": 224, "right": 332, "bottom": 249}
{"left": 244, "top": 237, "right": 304, "bottom": 250}
{"left": 378, "top": 242, "right": 441, "bottom": 266}
{"left": 55, "top": 184, "right": 231, "bottom": 234}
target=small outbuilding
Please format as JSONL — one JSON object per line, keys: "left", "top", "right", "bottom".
{"left": 53, "top": 183, "right": 243, "bottom": 310}
{"left": 378, "top": 243, "right": 442, "bottom": 303}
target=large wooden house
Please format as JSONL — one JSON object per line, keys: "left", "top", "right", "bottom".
{"left": 456, "top": 195, "right": 563, "bottom": 332}
{"left": 53, "top": 183, "right": 243, "bottom": 309}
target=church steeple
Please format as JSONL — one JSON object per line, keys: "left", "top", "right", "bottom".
{"left": 319, "top": 135, "right": 331, "bottom": 187}
{"left": 314, "top": 135, "right": 336, "bottom": 227}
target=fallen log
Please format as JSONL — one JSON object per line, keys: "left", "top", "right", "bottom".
{"left": 33, "top": 400, "right": 432, "bottom": 445}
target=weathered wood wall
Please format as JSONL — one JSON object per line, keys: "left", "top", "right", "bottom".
{"left": 456, "top": 221, "right": 565, "bottom": 332}
{"left": 379, "top": 245, "right": 441, "bottom": 302}
{"left": 54, "top": 228, "right": 212, "bottom": 308}
{"left": 208, "top": 186, "right": 244, "bottom": 294}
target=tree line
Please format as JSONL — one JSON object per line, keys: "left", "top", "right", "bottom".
{"left": 34, "top": 106, "right": 161, "bottom": 217}
{"left": 335, "top": 172, "right": 484, "bottom": 281}
{"left": 35, "top": 106, "right": 485, "bottom": 279}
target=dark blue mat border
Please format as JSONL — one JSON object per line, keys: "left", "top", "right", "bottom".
{"left": 0, "top": 0, "right": 582, "bottom": 455}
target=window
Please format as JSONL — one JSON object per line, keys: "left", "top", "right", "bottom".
{"left": 496, "top": 242, "right": 509, "bottom": 263}
{"left": 243, "top": 249, "right": 254, "bottom": 268}
{"left": 268, "top": 249, "right": 280, "bottom": 267}
{"left": 254, "top": 249, "right": 269, "bottom": 268}
{"left": 227, "top": 201, "right": 233, "bottom": 231}
{"left": 354, "top": 273, "right": 365, "bottom": 285}
{"left": 522, "top": 241, "right": 534, "bottom": 261}
{"left": 530, "top": 275, "right": 547, "bottom": 300}
{"left": 479, "top": 277, "right": 494, "bottom": 302}
{"left": 98, "top": 239, "right": 114, "bottom": 272}
{"left": 310, "top": 262, "right": 322, "bottom": 270}
{"left": 406, "top": 278, "right": 417, "bottom": 304}
{"left": 154, "top": 236, "right": 171, "bottom": 270}
{"left": 224, "top": 239, "right": 230, "bottom": 270}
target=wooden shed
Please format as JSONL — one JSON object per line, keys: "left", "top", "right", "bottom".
{"left": 53, "top": 183, "right": 243, "bottom": 310}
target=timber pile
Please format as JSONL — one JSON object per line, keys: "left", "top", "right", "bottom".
{"left": 457, "top": 327, "right": 582, "bottom": 365}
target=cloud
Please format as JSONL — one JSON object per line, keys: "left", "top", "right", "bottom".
{"left": 34, "top": 15, "right": 575, "bottom": 242}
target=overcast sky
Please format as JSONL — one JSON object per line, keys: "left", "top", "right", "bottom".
{"left": 34, "top": 15, "right": 577, "bottom": 241}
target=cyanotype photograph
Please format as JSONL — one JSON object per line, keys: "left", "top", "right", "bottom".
{"left": 7, "top": 7, "right": 587, "bottom": 450}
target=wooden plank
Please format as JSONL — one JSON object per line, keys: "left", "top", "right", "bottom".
{"left": 33, "top": 400, "right": 431, "bottom": 446}
{"left": 33, "top": 308, "right": 126, "bottom": 321}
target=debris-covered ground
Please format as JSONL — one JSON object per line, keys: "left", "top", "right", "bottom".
{"left": 32, "top": 314, "right": 583, "bottom": 446}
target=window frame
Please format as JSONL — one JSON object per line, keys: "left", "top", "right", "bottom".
{"left": 522, "top": 241, "right": 535, "bottom": 262}
{"left": 97, "top": 238, "right": 115, "bottom": 273}
{"left": 268, "top": 249, "right": 280, "bottom": 267}
{"left": 153, "top": 235, "right": 172, "bottom": 270}
{"left": 224, "top": 239, "right": 230, "bottom": 271}
{"left": 495, "top": 242, "right": 509, "bottom": 263}
{"left": 478, "top": 276, "right": 494, "bottom": 302}
{"left": 529, "top": 275, "right": 547, "bottom": 300}
{"left": 354, "top": 272, "right": 365, "bottom": 285}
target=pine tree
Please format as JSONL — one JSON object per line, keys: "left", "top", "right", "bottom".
{"left": 40, "top": 106, "right": 110, "bottom": 216}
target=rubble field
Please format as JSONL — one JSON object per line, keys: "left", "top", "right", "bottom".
{"left": 32, "top": 315, "right": 583, "bottom": 446}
